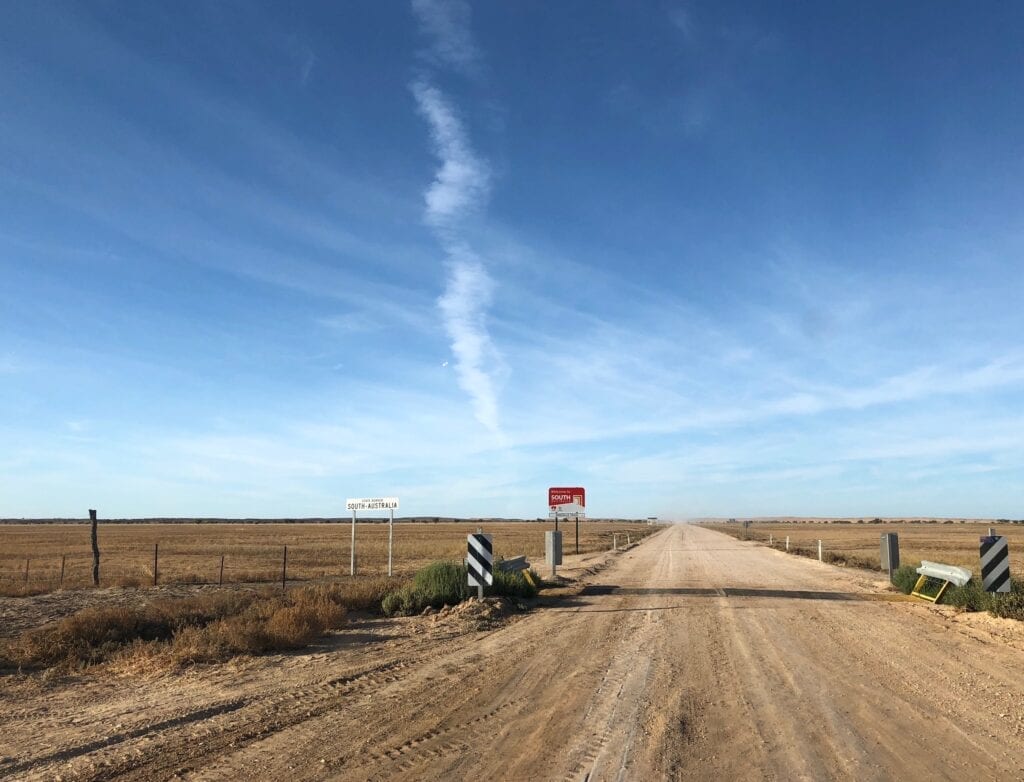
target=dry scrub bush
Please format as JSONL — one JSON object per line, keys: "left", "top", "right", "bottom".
{"left": 1, "top": 584, "right": 362, "bottom": 671}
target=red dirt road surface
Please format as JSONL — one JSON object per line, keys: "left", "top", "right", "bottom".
{"left": 3, "top": 524, "right": 1024, "bottom": 780}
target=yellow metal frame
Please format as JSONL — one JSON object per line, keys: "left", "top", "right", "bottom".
{"left": 911, "top": 574, "right": 950, "bottom": 603}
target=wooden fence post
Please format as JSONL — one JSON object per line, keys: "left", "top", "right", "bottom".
{"left": 24, "top": 558, "right": 30, "bottom": 585}
{"left": 281, "top": 546, "right": 288, "bottom": 593}
{"left": 153, "top": 543, "right": 159, "bottom": 586}
{"left": 89, "top": 509, "right": 100, "bottom": 586}
{"left": 219, "top": 554, "right": 225, "bottom": 586}
{"left": 59, "top": 554, "right": 66, "bottom": 588}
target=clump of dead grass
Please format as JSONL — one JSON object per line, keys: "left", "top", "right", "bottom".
{"left": 0, "top": 582, "right": 380, "bottom": 672}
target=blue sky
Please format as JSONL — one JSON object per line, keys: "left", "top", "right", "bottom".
{"left": 3, "top": 1, "right": 1024, "bottom": 519}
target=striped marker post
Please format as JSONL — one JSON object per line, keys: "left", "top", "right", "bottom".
{"left": 467, "top": 532, "right": 494, "bottom": 599}
{"left": 980, "top": 535, "right": 1011, "bottom": 593}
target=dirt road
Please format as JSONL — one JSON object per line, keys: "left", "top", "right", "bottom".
{"left": 3, "top": 524, "right": 1024, "bottom": 781}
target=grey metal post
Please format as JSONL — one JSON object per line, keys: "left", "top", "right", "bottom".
{"left": 388, "top": 508, "right": 394, "bottom": 577}
{"left": 350, "top": 509, "right": 357, "bottom": 576}
{"left": 575, "top": 514, "right": 579, "bottom": 555}
{"left": 881, "top": 533, "right": 900, "bottom": 582}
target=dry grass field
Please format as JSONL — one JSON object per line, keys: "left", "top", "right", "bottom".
{"left": 704, "top": 520, "right": 1024, "bottom": 575}
{"left": 0, "top": 520, "right": 656, "bottom": 595}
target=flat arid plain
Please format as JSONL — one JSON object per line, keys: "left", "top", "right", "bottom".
{"left": 2, "top": 522, "right": 1023, "bottom": 780}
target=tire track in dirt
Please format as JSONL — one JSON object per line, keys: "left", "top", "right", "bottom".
{"left": 39, "top": 653, "right": 442, "bottom": 781}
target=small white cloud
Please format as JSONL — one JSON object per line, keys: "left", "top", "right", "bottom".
{"left": 411, "top": 0, "right": 481, "bottom": 74}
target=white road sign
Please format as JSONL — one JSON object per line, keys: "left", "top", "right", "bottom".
{"left": 346, "top": 497, "right": 399, "bottom": 511}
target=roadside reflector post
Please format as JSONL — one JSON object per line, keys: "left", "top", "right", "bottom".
{"left": 785, "top": 536, "right": 790, "bottom": 552}
{"left": 818, "top": 540, "right": 823, "bottom": 562}
{"left": 981, "top": 535, "right": 1011, "bottom": 593}
{"left": 881, "top": 533, "right": 900, "bottom": 582}
{"left": 769, "top": 534, "right": 773, "bottom": 546}
{"left": 627, "top": 533, "right": 631, "bottom": 547}
{"left": 467, "top": 531, "right": 493, "bottom": 600}
{"left": 613, "top": 533, "right": 617, "bottom": 552}
{"left": 388, "top": 507, "right": 395, "bottom": 577}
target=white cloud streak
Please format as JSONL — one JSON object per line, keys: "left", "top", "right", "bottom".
{"left": 410, "top": 27, "right": 502, "bottom": 433}
{"left": 411, "top": 81, "right": 490, "bottom": 230}
{"left": 437, "top": 256, "right": 501, "bottom": 431}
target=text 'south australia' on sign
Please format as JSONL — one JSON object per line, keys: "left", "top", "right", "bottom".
{"left": 346, "top": 497, "right": 400, "bottom": 511}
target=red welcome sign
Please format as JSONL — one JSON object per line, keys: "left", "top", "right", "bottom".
{"left": 548, "top": 487, "right": 585, "bottom": 509}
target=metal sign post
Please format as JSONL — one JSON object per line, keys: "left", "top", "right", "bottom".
{"left": 388, "top": 507, "right": 395, "bottom": 577}
{"left": 346, "top": 497, "right": 400, "bottom": 578}
{"left": 350, "top": 508, "right": 357, "bottom": 575}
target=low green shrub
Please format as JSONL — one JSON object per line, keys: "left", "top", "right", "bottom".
{"left": 413, "top": 561, "right": 471, "bottom": 607}
{"left": 891, "top": 565, "right": 920, "bottom": 594}
{"left": 381, "top": 560, "right": 540, "bottom": 616}
{"left": 492, "top": 567, "right": 538, "bottom": 599}
{"left": 989, "top": 584, "right": 1024, "bottom": 620}
{"left": 944, "top": 580, "right": 992, "bottom": 612}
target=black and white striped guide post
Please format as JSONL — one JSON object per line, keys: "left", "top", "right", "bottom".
{"left": 980, "top": 535, "right": 1011, "bottom": 593}
{"left": 467, "top": 532, "right": 493, "bottom": 599}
